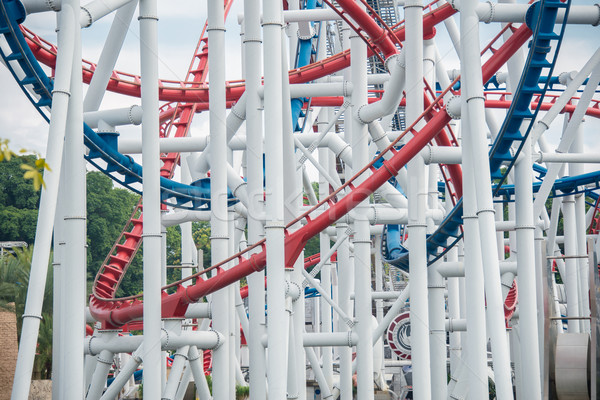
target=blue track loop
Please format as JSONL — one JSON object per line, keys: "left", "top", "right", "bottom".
{"left": 0, "top": 0, "right": 236, "bottom": 210}
{"left": 382, "top": 0, "right": 572, "bottom": 272}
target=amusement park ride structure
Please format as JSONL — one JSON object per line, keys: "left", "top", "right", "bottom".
{"left": 2, "top": 0, "right": 600, "bottom": 398}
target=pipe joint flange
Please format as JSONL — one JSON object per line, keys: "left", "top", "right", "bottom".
{"left": 448, "top": 0, "right": 459, "bottom": 11}
{"left": 52, "top": 88, "right": 71, "bottom": 97}
{"left": 462, "top": 213, "right": 478, "bottom": 221}
{"left": 262, "top": 19, "right": 284, "bottom": 28}
{"left": 475, "top": 207, "right": 495, "bottom": 216}
{"left": 445, "top": 95, "right": 461, "bottom": 120}
{"left": 342, "top": 81, "right": 352, "bottom": 97}
{"left": 422, "top": 145, "right": 433, "bottom": 165}
{"left": 466, "top": 95, "right": 485, "bottom": 103}
{"left": 187, "top": 348, "right": 202, "bottom": 362}
{"left": 21, "top": 313, "right": 43, "bottom": 321}
{"left": 514, "top": 224, "right": 535, "bottom": 230}
{"left": 208, "top": 234, "right": 229, "bottom": 240}
{"left": 447, "top": 318, "right": 455, "bottom": 332}
{"left": 138, "top": 15, "right": 159, "bottom": 21}
{"left": 174, "top": 348, "right": 189, "bottom": 360}
{"left": 87, "top": 335, "right": 97, "bottom": 356}
{"left": 593, "top": 4, "right": 600, "bottom": 26}
{"left": 371, "top": 205, "right": 378, "bottom": 224}
{"left": 297, "top": 27, "right": 315, "bottom": 41}
{"left": 428, "top": 283, "right": 445, "bottom": 289}
{"left": 206, "top": 25, "right": 226, "bottom": 33}
{"left": 97, "top": 353, "right": 113, "bottom": 365}
{"left": 80, "top": 6, "right": 93, "bottom": 28}
{"left": 161, "top": 327, "right": 170, "bottom": 349}
{"left": 233, "top": 181, "right": 247, "bottom": 198}
{"left": 404, "top": 0, "right": 425, "bottom": 9}
{"left": 265, "top": 221, "right": 286, "bottom": 230}
{"left": 285, "top": 280, "right": 302, "bottom": 302}
{"left": 64, "top": 215, "right": 86, "bottom": 221}
{"left": 356, "top": 104, "right": 369, "bottom": 124}
{"left": 46, "top": 0, "right": 60, "bottom": 11}
{"left": 383, "top": 53, "right": 402, "bottom": 73}
{"left": 128, "top": 105, "right": 142, "bottom": 125}
{"left": 347, "top": 330, "right": 354, "bottom": 346}
{"left": 406, "top": 222, "right": 428, "bottom": 228}
{"left": 210, "top": 328, "right": 223, "bottom": 349}
{"left": 483, "top": 1, "right": 495, "bottom": 24}
{"left": 230, "top": 103, "right": 246, "bottom": 120}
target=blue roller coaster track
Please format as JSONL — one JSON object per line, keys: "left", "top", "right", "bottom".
{"left": 383, "top": 0, "right": 575, "bottom": 271}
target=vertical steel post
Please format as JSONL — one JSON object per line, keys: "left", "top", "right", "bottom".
{"left": 207, "top": 0, "right": 232, "bottom": 398}
{"left": 404, "top": 0, "right": 431, "bottom": 397}
{"left": 139, "top": 0, "right": 162, "bottom": 396}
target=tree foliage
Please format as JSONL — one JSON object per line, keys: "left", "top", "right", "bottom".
{"left": 0, "top": 247, "right": 53, "bottom": 378}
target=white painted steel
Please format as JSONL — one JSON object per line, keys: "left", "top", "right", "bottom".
{"left": 10, "top": 5, "right": 75, "bottom": 398}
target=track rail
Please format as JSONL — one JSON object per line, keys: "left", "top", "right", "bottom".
{"left": 383, "top": 0, "right": 571, "bottom": 270}
{"left": 87, "top": 21, "right": 533, "bottom": 327}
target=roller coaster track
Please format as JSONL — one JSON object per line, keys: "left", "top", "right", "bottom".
{"left": 93, "top": 0, "right": 233, "bottom": 300}
{"left": 0, "top": 0, "right": 534, "bottom": 326}
{"left": 383, "top": 0, "right": 572, "bottom": 272}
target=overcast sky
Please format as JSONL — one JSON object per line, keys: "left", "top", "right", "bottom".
{"left": 1, "top": 0, "right": 599, "bottom": 175}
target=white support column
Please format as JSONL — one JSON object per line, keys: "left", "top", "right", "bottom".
{"left": 262, "top": 0, "right": 288, "bottom": 398}
{"left": 319, "top": 133, "right": 334, "bottom": 388}
{"left": 404, "top": 0, "right": 431, "bottom": 398}
{"left": 82, "top": 0, "right": 137, "bottom": 112}
{"left": 139, "top": 0, "right": 162, "bottom": 397}
{"left": 208, "top": 0, "right": 232, "bottom": 398}
{"left": 514, "top": 137, "right": 542, "bottom": 399}
{"left": 11, "top": 5, "right": 75, "bottom": 398}
{"left": 350, "top": 17, "right": 374, "bottom": 398}
{"left": 62, "top": 0, "right": 86, "bottom": 396}
{"left": 460, "top": 0, "right": 514, "bottom": 397}
{"left": 243, "top": 0, "right": 267, "bottom": 398}
{"left": 460, "top": 102, "right": 489, "bottom": 399}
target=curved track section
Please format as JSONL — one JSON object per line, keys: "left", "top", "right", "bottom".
{"left": 383, "top": 0, "right": 571, "bottom": 271}
{"left": 0, "top": 0, "right": 235, "bottom": 211}
{"left": 86, "top": 20, "right": 534, "bottom": 328}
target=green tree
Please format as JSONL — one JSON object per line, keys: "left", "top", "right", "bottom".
{"left": 86, "top": 171, "right": 139, "bottom": 286}
{"left": 0, "top": 247, "right": 53, "bottom": 378}
{"left": 0, "top": 155, "right": 41, "bottom": 243}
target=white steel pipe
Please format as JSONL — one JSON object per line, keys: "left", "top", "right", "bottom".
{"left": 208, "top": 0, "right": 232, "bottom": 397}
{"left": 349, "top": 12, "right": 374, "bottom": 398}
{"left": 187, "top": 346, "right": 212, "bottom": 400}
{"left": 138, "top": 0, "right": 162, "bottom": 396}
{"left": 460, "top": 0, "right": 514, "bottom": 397}
{"left": 80, "top": 0, "right": 133, "bottom": 27}
{"left": 282, "top": 8, "right": 340, "bottom": 22}
{"left": 514, "top": 137, "right": 542, "bottom": 399}
{"left": 86, "top": 350, "right": 113, "bottom": 400}
{"left": 11, "top": 5, "right": 75, "bottom": 399}
{"left": 535, "top": 152, "right": 600, "bottom": 163}
{"left": 98, "top": 351, "right": 142, "bottom": 400}
{"left": 306, "top": 346, "right": 334, "bottom": 399}
{"left": 263, "top": 0, "right": 288, "bottom": 398}
{"left": 63, "top": 1, "right": 86, "bottom": 395}
{"left": 82, "top": 0, "right": 137, "bottom": 111}
{"left": 258, "top": 81, "right": 353, "bottom": 98}
{"left": 162, "top": 346, "right": 189, "bottom": 400}
{"left": 83, "top": 105, "right": 142, "bottom": 128}
{"left": 532, "top": 64, "right": 600, "bottom": 218}
{"left": 22, "top": 0, "right": 136, "bottom": 27}
{"left": 562, "top": 196, "right": 580, "bottom": 333}
{"left": 459, "top": 26, "right": 492, "bottom": 400}
{"left": 86, "top": 331, "right": 223, "bottom": 355}
{"left": 357, "top": 52, "right": 406, "bottom": 123}
{"left": 404, "top": 0, "right": 431, "bottom": 397}
{"left": 242, "top": 0, "right": 267, "bottom": 396}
